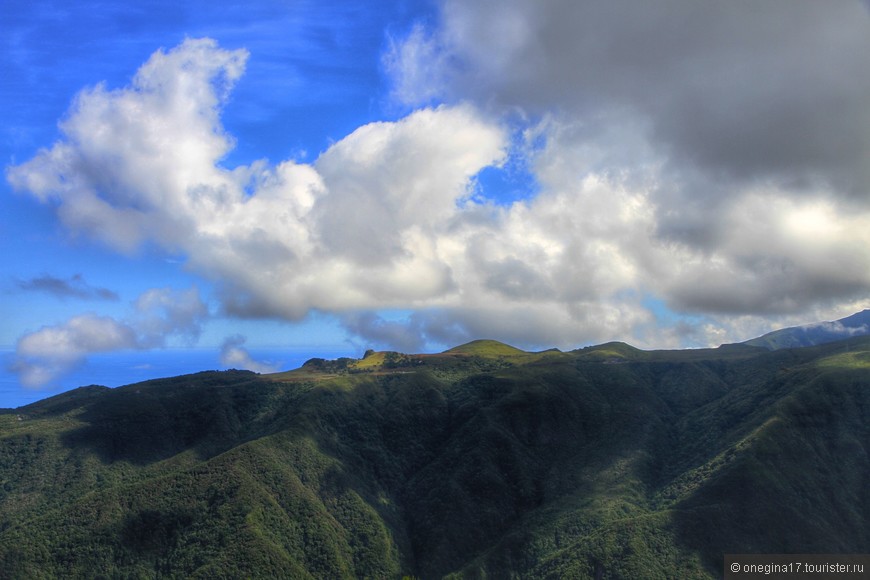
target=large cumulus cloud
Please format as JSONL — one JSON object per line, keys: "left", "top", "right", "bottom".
{"left": 387, "top": 0, "right": 870, "bottom": 332}
{"left": 9, "top": 16, "right": 870, "bottom": 360}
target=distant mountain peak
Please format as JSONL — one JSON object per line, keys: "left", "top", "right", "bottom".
{"left": 442, "top": 339, "right": 527, "bottom": 356}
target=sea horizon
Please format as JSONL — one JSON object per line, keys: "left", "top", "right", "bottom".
{"left": 0, "top": 345, "right": 359, "bottom": 410}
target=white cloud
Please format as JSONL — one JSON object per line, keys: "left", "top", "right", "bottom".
{"left": 383, "top": 23, "right": 450, "bottom": 106}
{"left": 219, "top": 335, "right": 279, "bottom": 374}
{"left": 133, "top": 286, "right": 209, "bottom": 347}
{"left": 17, "top": 314, "right": 139, "bottom": 362}
{"left": 806, "top": 321, "right": 868, "bottom": 337}
{"left": 12, "top": 287, "right": 207, "bottom": 387}
{"left": 7, "top": 40, "right": 508, "bottom": 323}
{"left": 663, "top": 192, "right": 870, "bottom": 315}
{"left": 8, "top": 38, "right": 248, "bottom": 253}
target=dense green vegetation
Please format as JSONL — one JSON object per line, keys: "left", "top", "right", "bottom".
{"left": 1, "top": 337, "right": 869, "bottom": 578}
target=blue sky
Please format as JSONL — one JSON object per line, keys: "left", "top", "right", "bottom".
{"left": 3, "top": 0, "right": 870, "bottom": 403}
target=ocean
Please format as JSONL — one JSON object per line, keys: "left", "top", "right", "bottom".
{"left": 0, "top": 346, "right": 357, "bottom": 409}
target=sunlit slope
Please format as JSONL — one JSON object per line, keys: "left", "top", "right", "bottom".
{"left": 1, "top": 338, "right": 868, "bottom": 578}
{"left": 443, "top": 339, "right": 528, "bottom": 356}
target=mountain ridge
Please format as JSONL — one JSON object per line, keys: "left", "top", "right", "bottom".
{"left": 1, "top": 319, "right": 869, "bottom": 578}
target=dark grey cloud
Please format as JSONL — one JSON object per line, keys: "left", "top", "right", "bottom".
{"left": 668, "top": 264, "right": 870, "bottom": 316}
{"left": 340, "top": 311, "right": 429, "bottom": 353}
{"left": 16, "top": 274, "right": 119, "bottom": 301}
{"left": 424, "top": 0, "right": 870, "bottom": 197}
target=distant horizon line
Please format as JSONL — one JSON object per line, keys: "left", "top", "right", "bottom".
{"left": 0, "top": 344, "right": 358, "bottom": 351}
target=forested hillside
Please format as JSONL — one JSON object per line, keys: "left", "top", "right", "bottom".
{"left": 1, "top": 337, "right": 868, "bottom": 578}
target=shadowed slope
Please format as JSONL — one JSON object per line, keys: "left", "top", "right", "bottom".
{"left": 1, "top": 337, "right": 869, "bottom": 578}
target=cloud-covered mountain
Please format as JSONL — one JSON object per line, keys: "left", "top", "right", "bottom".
{"left": 743, "top": 309, "right": 870, "bottom": 350}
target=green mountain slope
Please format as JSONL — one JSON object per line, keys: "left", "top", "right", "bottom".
{"left": 1, "top": 337, "right": 869, "bottom": 578}
{"left": 443, "top": 339, "right": 528, "bottom": 356}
